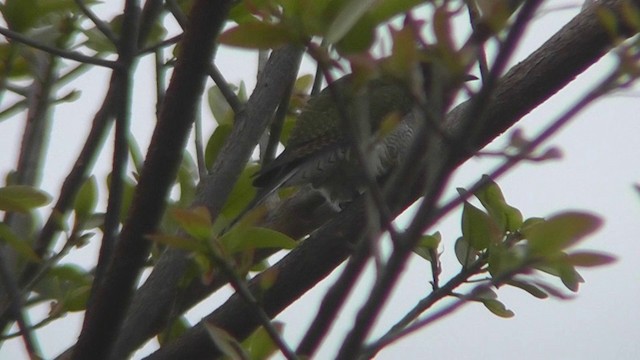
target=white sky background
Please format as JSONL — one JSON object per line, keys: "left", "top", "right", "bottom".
{"left": 1, "top": 1, "right": 640, "bottom": 359}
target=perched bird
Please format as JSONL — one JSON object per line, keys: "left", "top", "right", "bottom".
{"left": 251, "top": 72, "right": 418, "bottom": 209}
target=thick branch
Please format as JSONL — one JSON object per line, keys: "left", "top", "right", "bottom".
{"left": 145, "top": 1, "right": 640, "bottom": 358}
{"left": 110, "top": 46, "right": 304, "bottom": 359}
{"left": 71, "top": 0, "right": 233, "bottom": 359}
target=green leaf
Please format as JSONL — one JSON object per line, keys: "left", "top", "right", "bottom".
{"left": 325, "top": 0, "right": 377, "bottom": 44}
{"left": 487, "top": 242, "right": 522, "bottom": 278}
{"left": 220, "top": 165, "right": 259, "bottom": 220}
{"left": 481, "top": 298, "right": 515, "bottom": 318}
{"left": 219, "top": 226, "right": 296, "bottom": 255}
{"left": 368, "top": 0, "right": 424, "bottom": 24}
{"left": 0, "top": 222, "right": 40, "bottom": 262}
{"left": 524, "top": 212, "right": 603, "bottom": 256}
{"left": 158, "top": 317, "right": 191, "bottom": 346}
{"left": 106, "top": 174, "right": 136, "bottom": 223}
{"left": 294, "top": 74, "right": 314, "bottom": 94}
{"left": 413, "top": 232, "right": 441, "bottom": 262}
{"left": 219, "top": 21, "right": 294, "bottom": 49}
{"left": 207, "top": 85, "right": 235, "bottom": 125}
{"left": 0, "top": 185, "right": 51, "bottom": 212}
{"left": 506, "top": 279, "right": 548, "bottom": 299}
{"left": 454, "top": 236, "right": 478, "bottom": 267}
{"left": 119, "top": 176, "right": 136, "bottom": 223}
{"left": 461, "top": 201, "right": 502, "bottom": 251}
{"left": 530, "top": 280, "right": 572, "bottom": 300}
{"left": 566, "top": 251, "right": 617, "bottom": 267}
{"left": 245, "top": 322, "right": 284, "bottom": 360}
{"left": 475, "top": 176, "right": 523, "bottom": 232}
{"left": 205, "top": 123, "right": 233, "bottom": 170}
{"left": 556, "top": 261, "right": 584, "bottom": 292}
{"left": 177, "top": 152, "right": 198, "bottom": 206}
{"left": 171, "top": 207, "right": 213, "bottom": 240}
{"left": 74, "top": 176, "right": 98, "bottom": 223}
{"left": 1, "top": 0, "right": 39, "bottom": 31}
{"left": 204, "top": 322, "right": 249, "bottom": 360}
{"left": 535, "top": 256, "right": 584, "bottom": 293}
{"left": 335, "top": 15, "right": 376, "bottom": 54}
{"left": 0, "top": 44, "right": 30, "bottom": 78}
{"left": 59, "top": 284, "right": 91, "bottom": 312}
{"left": 39, "top": 264, "right": 93, "bottom": 313}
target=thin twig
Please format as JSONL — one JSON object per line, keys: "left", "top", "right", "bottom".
{"left": 263, "top": 81, "right": 293, "bottom": 164}
{"left": 90, "top": 0, "right": 141, "bottom": 303}
{"left": 74, "top": 0, "right": 119, "bottom": 44}
{"left": 207, "top": 247, "right": 298, "bottom": 360}
{"left": 0, "top": 26, "right": 117, "bottom": 69}
{"left": 138, "top": 34, "right": 183, "bottom": 55}
{"left": 207, "top": 64, "right": 243, "bottom": 114}
{"left": 0, "top": 247, "right": 41, "bottom": 358}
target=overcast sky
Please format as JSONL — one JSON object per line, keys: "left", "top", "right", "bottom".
{"left": 1, "top": 1, "right": 639, "bottom": 359}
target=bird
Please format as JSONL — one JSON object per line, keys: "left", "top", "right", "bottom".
{"left": 251, "top": 72, "right": 418, "bottom": 210}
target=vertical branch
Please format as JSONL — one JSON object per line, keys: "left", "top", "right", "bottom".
{"left": 91, "top": 0, "right": 141, "bottom": 296}
{"left": 72, "top": 0, "right": 234, "bottom": 358}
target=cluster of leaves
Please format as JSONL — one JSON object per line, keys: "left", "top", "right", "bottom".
{"left": 414, "top": 177, "right": 614, "bottom": 320}
{"left": 220, "top": 0, "right": 425, "bottom": 53}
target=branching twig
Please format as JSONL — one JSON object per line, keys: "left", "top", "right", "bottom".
{"left": 0, "top": 26, "right": 117, "bottom": 69}
{"left": 0, "top": 247, "right": 41, "bottom": 359}
{"left": 207, "top": 248, "right": 298, "bottom": 360}
{"left": 335, "top": 2, "right": 546, "bottom": 357}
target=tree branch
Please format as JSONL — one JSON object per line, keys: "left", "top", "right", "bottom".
{"left": 109, "top": 40, "right": 304, "bottom": 360}
{"left": 0, "top": 26, "right": 117, "bottom": 69}
{"left": 71, "top": 0, "right": 233, "bottom": 358}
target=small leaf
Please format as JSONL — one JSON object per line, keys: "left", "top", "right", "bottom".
{"left": 59, "top": 285, "right": 91, "bottom": 312}
{"left": 219, "top": 226, "right": 296, "bottom": 255}
{"left": 454, "top": 236, "right": 478, "bottom": 267}
{"left": 294, "top": 74, "right": 314, "bottom": 94}
{"left": 530, "top": 280, "right": 573, "bottom": 300}
{"left": 171, "top": 207, "right": 213, "bottom": 240}
{"left": 204, "top": 322, "right": 250, "bottom": 360}
{"left": 0, "top": 222, "right": 40, "bottom": 262}
{"left": 524, "top": 212, "right": 603, "bottom": 256}
{"left": 413, "top": 232, "right": 441, "bottom": 262}
{"left": 475, "top": 176, "right": 523, "bottom": 232}
{"left": 245, "top": 322, "right": 284, "bottom": 360}
{"left": 556, "top": 261, "right": 584, "bottom": 292}
{"left": 481, "top": 298, "right": 515, "bottom": 318}
{"left": 1, "top": 0, "right": 39, "bottom": 31}
{"left": 158, "top": 317, "right": 190, "bottom": 346}
{"left": 325, "top": 0, "right": 377, "bottom": 44}
{"left": 0, "top": 185, "right": 51, "bottom": 212}
{"left": 220, "top": 165, "right": 259, "bottom": 220}
{"left": 207, "top": 85, "right": 235, "bottom": 125}
{"left": 566, "top": 251, "right": 617, "bottom": 267}
{"left": 205, "top": 124, "right": 233, "bottom": 170}
{"left": 487, "top": 242, "right": 522, "bottom": 278}
{"left": 74, "top": 176, "right": 98, "bottom": 223}
{"left": 506, "top": 279, "right": 548, "bottom": 299}
{"left": 461, "top": 201, "right": 502, "bottom": 250}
